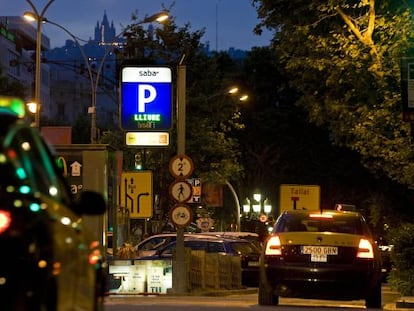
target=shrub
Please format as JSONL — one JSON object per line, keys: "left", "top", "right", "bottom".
{"left": 388, "top": 223, "right": 414, "bottom": 295}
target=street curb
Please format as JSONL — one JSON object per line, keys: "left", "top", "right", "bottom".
{"left": 396, "top": 297, "right": 414, "bottom": 309}
{"left": 188, "top": 288, "right": 258, "bottom": 296}
{"left": 107, "top": 287, "right": 258, "bottom": 297}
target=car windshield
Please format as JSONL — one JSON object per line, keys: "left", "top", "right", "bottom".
{"left": 275, "top": 212, "right": 364, "bottom": 235}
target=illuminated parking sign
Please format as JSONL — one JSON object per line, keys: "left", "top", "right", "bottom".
{"left": 120, "top": 66, "right": 172, "bottom": 130}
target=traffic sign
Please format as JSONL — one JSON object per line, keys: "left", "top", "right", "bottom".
{"left": 169, "top": 180, "right": 193, "bottom": 203}
{"left": 119, "top": 171, "right": 153, "bottom": 218}
{"left": 120, "top": 66, "right": 172, "bottom": 131}
{"left": 169, "top": 154, "right": 194, "bottom": 179}
{"left": 279, "top": 184, "right": 320, "bottom": 213}
{"left": 187, "top": 178, "right": 201, "bottom": 203}
{"left": 259, "top": 214, "right": 268, "bottom": 223}
{"left": 125, "top": 131, "right": 169, "bottom": 146}
{"left": 169, "top": 204, "right": 193, "bottom": 228}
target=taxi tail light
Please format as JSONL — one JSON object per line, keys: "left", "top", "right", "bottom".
{"left": 356, "top": 238, "right": 374, "bottom": 259}
{"left": 265, "top": 235, "right": 282, "bottom": 255}
{"left": 0, "top": 210, "right": 12, "bottom": 234}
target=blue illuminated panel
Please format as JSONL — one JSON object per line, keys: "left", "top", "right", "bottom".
{"left": 121, "top": 66, "right": 172, "bottom": 131}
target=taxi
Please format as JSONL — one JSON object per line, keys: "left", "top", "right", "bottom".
{"left": 0, "top": 97, "right": 107, "bottom": 310}
{"left": 259, "top": 209, "right": 382, "bottom": 308}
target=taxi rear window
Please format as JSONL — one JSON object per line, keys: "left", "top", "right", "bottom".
{"left": 276, "top": 213, "right": 364, "bottom": 235}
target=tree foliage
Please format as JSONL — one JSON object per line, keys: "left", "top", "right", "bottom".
{"left": 252, "top": 0, "right": 414, "bottom": 187}
{"left": 388, "top": 223, "right": 414, "bottom": 295}
{"left": 115, "top": 13, "right": 245, "bottom": 185}
{"left": 237, "top": 47, "right": 407, "bottom": 224}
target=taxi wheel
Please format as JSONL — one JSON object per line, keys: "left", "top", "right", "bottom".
{"left": 258, "top": 280, "right": 279, "bottom": 305}
{"left": 365, "top": 282, "right": 382, "bottom": 309}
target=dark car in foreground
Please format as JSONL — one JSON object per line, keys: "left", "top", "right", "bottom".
{"left": 0, "top": 97, "right": 107, "bottom": 310}
{"left": 259, "top": 209, "right": 382, "bottom": 308}
{"left": 140, "top": 235, "right": 261, "bottom": 287}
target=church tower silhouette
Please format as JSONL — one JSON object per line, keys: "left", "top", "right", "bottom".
{"left": 94, "top": 11, "right": 116, "bottom": 44}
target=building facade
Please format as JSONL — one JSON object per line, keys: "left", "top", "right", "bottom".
{"left": 44, "top": 11, "right": 121, "bottom": 135}
{"left": 0, "top": 13, "right": 120, "bottom": 135}
{"left": 0, "top": 16, "right": 51, "bottom": 114}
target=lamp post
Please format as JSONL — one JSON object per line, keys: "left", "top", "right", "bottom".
{"left": 24, "top": 9, "right": 168, "bottom": 142}
{"left": 225, "top": 180, "right": 241, "bottom": 231}
{"left": 207, "top": 86, "right": 248, "bottom": 231}
{"left": 24, "top": 0, "right": 56, "bottom": 128}
{"left": 23, "top": 14, "right": 95, "bottom": 118}
{"left": 242, "top": 190, "right": 272, "bottom": 220}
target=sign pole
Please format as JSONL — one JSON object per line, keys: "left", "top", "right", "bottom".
{"left": 172, "top": 56, "right": 187, "bottom": 294}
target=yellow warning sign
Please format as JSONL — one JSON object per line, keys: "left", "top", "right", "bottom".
{"left": 119, "top": 171, "right": 153, "bottom": 218}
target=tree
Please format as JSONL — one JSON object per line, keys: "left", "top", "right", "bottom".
{"left": 106, "top": 13, "right": 246, "bottom": 228}
{"left": 252, "top": 0, "right": 414, "bottom": 187}
{"left": 237, "top": 47, "right": 404, "bottom": 219}
{"left": 252, "top": 0, "right": 414, "bottom": 293}
{"left": 117, "top": 14, "right": 246, "bottom": 183}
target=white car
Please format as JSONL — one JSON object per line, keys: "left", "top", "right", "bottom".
{"left": 199, "top": 231, "right": 262, "bottom": 249}
{"left": 134, "top": 233, "right": 206, "bottom": 257}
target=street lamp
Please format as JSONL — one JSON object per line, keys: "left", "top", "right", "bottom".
{"left": 207, "top": 86, "right": 249, "bottom": 102}
{"left": 90, "top": 11, "right": 169, "bottom": 144}
{"left": 24, "top": 13, "right": 98, "bottom": 131}
{"left": 24, "top": 9, "right": 168, "bottom": 142}
{"left": 263, "top": 198, "right": 272, "bottom": 213}
{"left": 204, "top": 86, "right": 249, "bottom": 231}
{"left": 242, "top": 191, "right": 272, "bottom": 219}
{"left": 24, "top": 0, "right": 56, "bottom": 128}
{"left": 227, "top": 86, "right": 249, "bottom": 101}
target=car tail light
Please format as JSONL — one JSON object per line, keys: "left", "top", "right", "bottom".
{"left": 356, "top": 238, "right": 374, "bottom": 259}
{"left": 89, "top": 249, "right": 102, "bottom": 265}
{"left": 265, "top": 235, "right": 282, "bottom": 255}
{"left": 0, "top": 210, "right": 11, "bottom": 234}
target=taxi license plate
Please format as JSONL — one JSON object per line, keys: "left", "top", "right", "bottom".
{"left": 302, "top": 246, "right": 338, "bottom": 262}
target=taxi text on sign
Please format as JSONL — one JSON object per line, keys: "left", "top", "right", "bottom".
{"left": 119, "top": 171, "right": 153, "bottom": 218}
{"left": 279, "top": 184, "right": 320, "bottom": 213}
{"left": 120, "top": 66, "right": 172, "bottom": 131}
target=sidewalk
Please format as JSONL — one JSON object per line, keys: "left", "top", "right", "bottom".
{"left": 384, "top": 297, "right": 414, "bottom": 310}
{"left": 377, "top": 284, "right": 414, "bottom": 310}
{"left": 108, "top": 285, "right": 413, "bottom": 309}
